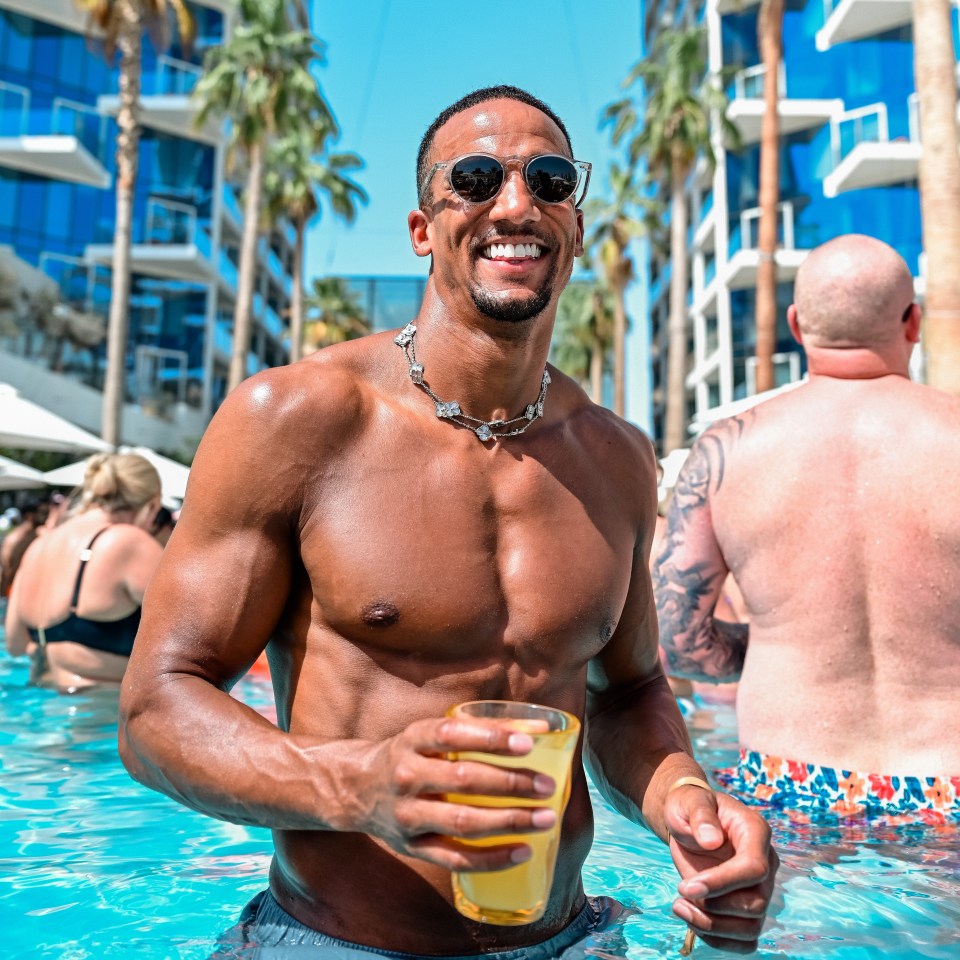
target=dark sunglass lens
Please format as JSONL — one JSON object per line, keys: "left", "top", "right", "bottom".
{"left": 450, "top": 156, "right": 504, "bottom": 203}
{"left": 526, "top": 156, "right": 578, "bottom": 203}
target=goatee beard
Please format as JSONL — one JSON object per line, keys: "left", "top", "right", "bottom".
{"left": 470, "top": 284, "right": 553, "bottom": 323}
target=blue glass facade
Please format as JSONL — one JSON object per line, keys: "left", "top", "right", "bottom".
{"left": 0, "top": 2, "right": 295, "bottom": 441}
{"left": 642, "top": 0, "right": 958, "bottom": 439}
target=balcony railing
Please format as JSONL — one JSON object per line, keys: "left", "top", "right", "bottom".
{"left": 0, "top": 81, "right": 108, "bottom": 161}
{"left": 144, "top": 198, "right": 213, "bottom": 262}
{"left": 734, "top": 201, "right": 797, "bottom": 252}
{"left": 830, "top": 103, "right": 889, "bottom": 167}
{"left": 732, "top": 62, "right": 787, "bottom": 100}
{"left": 145, "top": 55, "right": 204, "bottom": 96}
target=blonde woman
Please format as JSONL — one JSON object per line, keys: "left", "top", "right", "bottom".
{"left": 5, "top": 453, "right": 164, "bottom": 693}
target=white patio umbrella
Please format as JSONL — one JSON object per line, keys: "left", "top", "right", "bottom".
{"left": 0, "top": 383, "right": 111, "bottom": 454}
{"left": 0, "top": 454, "right": 47, "bottom": 491}
{"left": 43, "top": 445, "right": 190, "bottom": 508}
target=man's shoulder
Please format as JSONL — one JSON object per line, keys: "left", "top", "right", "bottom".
{"left": 555, "top": 370, "right": 656, "bottom": 468}
{"left": 211, "top": 335, "right": 389, "bottom": 444}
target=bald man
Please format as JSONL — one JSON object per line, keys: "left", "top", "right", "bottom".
{"left": 653, "top": 234, "right": 960, "bottom": 817}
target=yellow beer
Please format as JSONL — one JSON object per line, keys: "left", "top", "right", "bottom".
{"left": 446, "top": 702, "right": 581, "bottom": 925}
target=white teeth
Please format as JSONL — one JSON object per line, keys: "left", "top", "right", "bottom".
{"left": 484, "top": 243, "right": 542, "bottom": 259}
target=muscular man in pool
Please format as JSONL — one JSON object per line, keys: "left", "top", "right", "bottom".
{"left": 120, "top": 86, "right": 777, "bottom": 956}
{"left": 654, "top": 234, "right": 960, "bottom": 815}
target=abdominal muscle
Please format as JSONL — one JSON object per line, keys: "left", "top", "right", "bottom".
{"left": 268, "top": 768, "right": 594, "bottom": 953}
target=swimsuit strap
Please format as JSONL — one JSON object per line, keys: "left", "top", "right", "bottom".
{"left": 69, "top": 528, "right": 111, "bottom": 612}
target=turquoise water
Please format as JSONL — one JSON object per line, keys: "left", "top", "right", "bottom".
{"left": 1, "top": 654, "right": 957, "bottom": 959}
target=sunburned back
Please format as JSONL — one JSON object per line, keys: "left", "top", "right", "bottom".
{"left": 712, "top": 376, "right": 960, "bottom": 773}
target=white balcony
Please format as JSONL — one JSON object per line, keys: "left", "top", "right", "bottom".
{"left": 713, "top": 0, "right": 761, "bottom": 13}
{"left": 98, "top": 57, "right": 223, "bottom": 145}
{"left": 822, "top": 103, "right": 924, "bottom": 196}
{"left": 724, "top": 201, "right": 812, "bottom": 288}
{"left": 693, "top": 204, "right": 716, "bottom": 252}
{"left": 0, "top": 0, "right": 97, "bottom": 34}
{"left": 693, "top": 274, "right": 719, "bottom": 318}
{"left": 817, "top": 0, "right": 912, "bottom": 50}
{"left": 0, "top": 83, "right": 110, "bottom": 188}
{"left": 726, "top": 65, "right": 842, "bottom": 146}
{"left": 85, "top": 198, "right": 218, "bottom": 284}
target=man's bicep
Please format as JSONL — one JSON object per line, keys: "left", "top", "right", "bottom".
{"left": 133, "top": 382, "right": 300, "bottom": 684}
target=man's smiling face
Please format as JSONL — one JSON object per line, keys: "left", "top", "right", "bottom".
{"left": 414, "top": 99, "right": 585, "bottom": 328}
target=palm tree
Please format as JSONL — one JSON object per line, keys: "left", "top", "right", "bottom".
{"left": 912, "top": 0, "right": 960, "bottom": 395}
{"left": 193, "top": 0, "right": 334, "bottom": 393}
{"left": 605, "top": 26, "right": 735, "bottom": 451}
{"left": 263, "top": 131, "right": 367, "bottom": 364}
{"left": 551, "top": 279, "right": 615, "bottom": 404}
{"left": 74, "top": 0, "right": 194, "bottom": 447}
{"left": 754, "top": 0, "right": 785, "bottom": 394}
{"left": 584, "top": 163, "right": 660, "bottom": 416}
{"left": 303, "top": 276, "right": 370, "bottom": 352}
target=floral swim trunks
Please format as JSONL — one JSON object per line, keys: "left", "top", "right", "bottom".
{"left": 716, "top": 748, "right": 960, "bottom": 818}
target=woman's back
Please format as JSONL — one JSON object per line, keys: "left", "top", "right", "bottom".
{"left": 5, "top": 451, "right": 166, "bottom": 692}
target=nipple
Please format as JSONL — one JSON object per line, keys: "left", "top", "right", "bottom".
{"left": 361, "top": 600, "right": 400, "bottom": 627}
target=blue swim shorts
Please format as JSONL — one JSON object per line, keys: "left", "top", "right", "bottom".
{"left": 716, "top": 748, "right": 960, "bottom": 817}
{"left": 211, "top": 888, "right": 629, "bottom": 960}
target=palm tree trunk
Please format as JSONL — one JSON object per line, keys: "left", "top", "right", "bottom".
{"left": 101, "top": 0, "right": 141, "bottom": 448}
{"left": 612, "top": 278, "right": 626, "bottom": 416}
{"left": 665, "top": 157, "right": 690, "bottom": 452}
{"left": 229, "top": 139, "right": 265, "bottom": 393}
{"left": 590, "top": 290, "right": 605, "bottom": 404}
{"left": 289, "top": 216, "right": 305, "bottom": 364}
{"left": 755, "top": 0, "right": 784, "bottom": 395}
{"left": 913, "top": 0, "right": 960, "bottom": 394}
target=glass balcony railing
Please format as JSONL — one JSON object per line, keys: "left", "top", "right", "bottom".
{"left": 0, "top": 81, "right": 108, "bottom": 162}
{"left": 214, "top": 319, "right": 233, "bottom": 358}
{"left": 730, "top": 63, "right": 788, "bottom": 101}
{"left": 218, "top": 248, "right": 239, "bottom": 291}
{"left": 263, "top": 302, "right": 284, "bottom": 339}
{"left": 831, "top": 103, "right": 888, "bottom": 167}
{"left": 704, "top": 255, "right": 717, "bottom": 287}
{"left": 144, "top": 55, "right": 204, "bottom": 96}
{"left": 221, "top": 183, "right": 243, "bottom": 226}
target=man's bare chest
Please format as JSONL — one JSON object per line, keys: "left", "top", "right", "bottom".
{"left": 298, "top": 447, "right": 636, "bottom": 659}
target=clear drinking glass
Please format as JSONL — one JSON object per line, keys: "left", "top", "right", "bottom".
{"left": 445, "top": 700, "right": 581, "bottom": 925}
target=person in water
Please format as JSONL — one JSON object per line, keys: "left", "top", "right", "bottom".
{"left": 5, "top": 452, "right": 164, "bottom": 693}
{"left": 654, "top": 234, "right": 960, "bottom": 816}
{"left": 1, "top": 497, "right": 50, "bottom": 597}
{"left": 119, "top": 86, "right": 777, "bottom": 957}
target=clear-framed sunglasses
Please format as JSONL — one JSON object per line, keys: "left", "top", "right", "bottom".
{"left": 420, "top": 153, "right": 592, "bottom": 208}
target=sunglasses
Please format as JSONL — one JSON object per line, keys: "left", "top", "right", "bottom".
{"left": 421, "top": 153, "right": 592, "bottom": 208}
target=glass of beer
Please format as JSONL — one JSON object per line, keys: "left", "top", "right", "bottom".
{"left": 445, "top": 700, "right": 581, "bottom": 925}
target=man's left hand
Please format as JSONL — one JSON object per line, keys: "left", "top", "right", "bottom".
{"left": 665, "top": 786, "right": 779, "bottom": 954}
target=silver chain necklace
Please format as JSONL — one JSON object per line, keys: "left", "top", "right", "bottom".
{"left": 394, "top": 322, "right": 551, "bottom": 443}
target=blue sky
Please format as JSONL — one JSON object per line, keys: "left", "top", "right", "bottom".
{"left": 306, "top": 0, "right": 643, "bottom": 279}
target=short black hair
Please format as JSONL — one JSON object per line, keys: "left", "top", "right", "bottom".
{"left": 416, "top": 85, "right": 573, "bottom": 205}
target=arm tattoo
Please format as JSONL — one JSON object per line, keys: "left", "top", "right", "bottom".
{"left": 653, "top": 418, "right": 750, "bottom": 682}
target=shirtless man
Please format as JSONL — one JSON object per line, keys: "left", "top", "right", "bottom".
{"left": 654, "top": 234, "right": 960, "bottom": 815}
{"left": 119, "top": 86, "right": 776, "bottom": 956}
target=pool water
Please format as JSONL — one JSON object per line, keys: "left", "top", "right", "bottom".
{"left": 1, "top": 654, "right": 958, "bottom": 959}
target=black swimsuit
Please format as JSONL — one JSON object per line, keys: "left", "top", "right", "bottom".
{"left": 27, "top": 529, "right": 141, "bottom": 658}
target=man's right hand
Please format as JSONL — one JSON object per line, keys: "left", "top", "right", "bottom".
{"left": 346, "top": 715, "right": 558, "bottom": 871}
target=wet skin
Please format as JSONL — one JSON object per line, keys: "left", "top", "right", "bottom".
{"left": 120, "top": 100, "right": 776, "bottom": 955}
